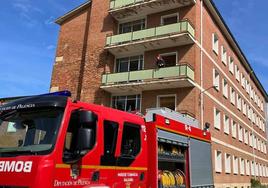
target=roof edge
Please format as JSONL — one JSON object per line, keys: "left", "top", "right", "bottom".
{"left": 55, "top": 1, "right": 91, "bottom": 25}
{"left": 204, "top": 0, "right": 268, "bottom": 102}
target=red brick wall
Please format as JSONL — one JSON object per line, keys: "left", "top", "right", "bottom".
{"left": 50, "top": 9, "right": 90, "bottom": 100}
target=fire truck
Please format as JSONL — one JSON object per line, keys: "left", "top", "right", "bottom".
{"left": 0, "top": 91, "right": 213, "bottom": 188}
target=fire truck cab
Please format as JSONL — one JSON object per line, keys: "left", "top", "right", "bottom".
{"left": 0, "top": 92, "right": 213, "bottom": 188}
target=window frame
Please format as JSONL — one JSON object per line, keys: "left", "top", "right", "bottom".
{"left": 212, "top": 33, "right": 219, "bottom": 55}
{"left": 214, "top": 108, "right": 221, "bottom": 130}
{"left": 160, "top": 13, "right": 179, "bottom": 26}
{"left": 221, "top": 46, "right": 227, "bottom": 65}
{"left": 157, "top": 94, "right": 177, "bottom": 111}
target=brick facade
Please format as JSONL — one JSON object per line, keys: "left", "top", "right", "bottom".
{"left": 50, "top": 0, "right": 268, "bottom": 187}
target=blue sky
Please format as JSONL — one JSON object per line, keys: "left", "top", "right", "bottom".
{"left": 0, "top": 0, "right": 267, "bottom": 98}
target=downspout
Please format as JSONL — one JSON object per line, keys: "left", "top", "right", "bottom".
{"left": 76, "top": 5, "right": 91, "bottom": 101}
{"left": 200, "top": 0, "right": 204, "bottom": 130}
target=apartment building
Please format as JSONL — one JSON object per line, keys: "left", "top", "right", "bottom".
{"left": 50, "top": 0, "right": 268, "bottom": 187}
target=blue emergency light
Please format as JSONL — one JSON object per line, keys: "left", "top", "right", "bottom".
{"left": 40, "top": 90, "right": 72, "bottom": 97}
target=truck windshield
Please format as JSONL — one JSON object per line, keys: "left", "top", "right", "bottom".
{"left": 0, "top": 108, "right": 64, "bottom": 156}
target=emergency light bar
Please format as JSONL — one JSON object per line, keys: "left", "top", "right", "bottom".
{"left": 40, "top": 90, "right": 72, "bottom": 97}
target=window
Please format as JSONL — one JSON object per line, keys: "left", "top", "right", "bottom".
{"left": 254, "top": 136, "right": 257, "bottom": 149}
{"left": 118, "top": 122, "right": 141, "bottom": 166}
{"left": 215, "top": 150, "right": 222, "bottom": 173}
{"left": 251, "top": 161, "right": 255, "bottom": 176}
{"left": 157, "top": 95, "right": 176, "bottom": 111}
{"left": 255, "top": 163, "right": 259, "bottom": 176}
{"left": 247, "top": 106, "right": 251, "bottom": 120}
{"left": 242, "top": 100, "right": 247, "bottom": 115}
{"left": 249, "top": 133, "right": 253, "bottom": 147}
{"left": 225, "top": 153, "right": 231, "bottom": 174}
{"left": 221, "top": 46, "right": 227, "bottom": 65}
{"left": 119, "top": 19, "right": 145, "bottom": 34}
{"left": 223, "top": 79, "right": 228, "bottom": 98}
{"left": 212, "top": 33, "right": 219, "bottom": 54}
{"left": 237, "top": 94, "right": 242, "bottom": 111}
{"left": 238, "top": 125, "right": 243, "bottom": 142}
{"left": 241, "top": 74, "right": 246, "bottom": 88}
{"left": 257, "top": 138, "right": 261, "bottom": 151}
{"left": 115, "top": 55, "right": 143, "bottom": 73}
{"left": 260, "top": 164, "right": 263, "bottom": 177}
{"left": 101, "top": 121, "right": 119, "bottom": 166}
{"left": 230, "top": 87, "right": 236, "bottom": 105}
{"left": 233, "top": 156, "right": 238, "bottom": 174}
{"left": 224, "top": 114, "right": 230, "bottom": 134}
{"left": 244, "top": 129, "right": 248, "bottom": 145}
{"left": 231, "top": 120, "right": 237, "bottom": 138}
{"left": 159, "top": 52, "right": 177, "bottom": 67}
{"left": 246, "top": 160, "right": 250, "bottom": 176}
{"left": 229, "top": 57, "right": 234, "bottom": 74}
{"left": 161, "top": 13, "right": 179, "bottom": 25}
{"left": 264, "top": 144, "right": 267, "bottom": 154}
{"left": 112, "top": 95, "right": 141, "bottom": 112}
{"left": 214, "top": 108, "right": 221, "bottom": 130}
{"left": 213, "top": 69, "right": 220, "bottom": 91}
{"left": 240, "top": 158, "right": 245, "bottom": 175}
{"left": 250, "top": 86, "right": 253, "bottom": 99}
{"left": 246, "top": 80, "right": 250, "bottom": 94}
{"left": 235, "top": 65, "right": 240, "bottom": 82}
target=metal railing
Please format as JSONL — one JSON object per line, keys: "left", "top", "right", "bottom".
{"left": 102, "top": 64, "right": 194, "bottom": 85}
{"left": 106, "top": 21, "right": 195, "bottom": 46}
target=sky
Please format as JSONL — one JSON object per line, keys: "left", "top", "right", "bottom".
{"left": 0, "top": 0, "right": 267, "bottom": 98}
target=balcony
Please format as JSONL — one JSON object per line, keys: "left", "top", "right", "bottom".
{"left": 105, "top": 21, "right": 195, "bottom": 56}
{"left": 109, "top": 0, "right": 196, "bottom": 21}
{"left": 101, "top": 64, "right": 195, "bottom": 94}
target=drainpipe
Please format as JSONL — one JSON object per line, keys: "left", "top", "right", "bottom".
{"left": 200, "top": 0, "right": 204, "bottom": 130}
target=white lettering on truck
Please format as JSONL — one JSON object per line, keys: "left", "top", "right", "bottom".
{"left": 0, "top": 161, "right": 32, "bottom": 173}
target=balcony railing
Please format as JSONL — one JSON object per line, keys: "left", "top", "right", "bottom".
{"left": 106, "top": 21, "right": 195, "bottom": 47}
{"left": 102, "top": 64, "right": 194, "bottom": 85}
{"left": 110, "top": 0, "right": 144, "bottom": 10}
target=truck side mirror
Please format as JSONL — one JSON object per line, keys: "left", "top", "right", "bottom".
{"left": 77, "top": 110, "right": 97, "bottom": 125}
{"left": 76, "top": 128, "right": 95, "bottom": 154}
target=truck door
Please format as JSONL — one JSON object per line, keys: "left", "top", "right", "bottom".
{"left": 54, "top": 108, "right": 103, "bottom": 187}
{"left": 114, "top": 122, "right": 147, "bottom": 188}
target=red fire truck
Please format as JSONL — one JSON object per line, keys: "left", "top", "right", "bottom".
{"left": 0, "top": 91, "right": 213, "bottom": 188}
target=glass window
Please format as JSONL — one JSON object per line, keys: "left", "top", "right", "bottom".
{"left": 101, "top": 120, "right": 119, "bottom": 166}
{"left": 157, "top": 95, "right": 176, "bottom": 111}
{"left": 231, "top": 120, "right": 237, "bottom": 138}
{"left": 221, "top": 46, "right": 227, "bottom": 65}
{"left": 0, "top": 108, "right": 63, "bottom": 156}
{"left": 119, "top": 19, "right": 145, "bottom": 34}
{"left": 116, "top": 55, "right": 143, "bottom": 73}
{"left": 225, "top": 153, "right": 231, "bottom": 174}
{"left": 112, "top": 95, "right": 141, "bottom": 112}
{"left": 224, "top": 114, "right": 230, "bottom": 134}
{"left": 233, "top": 156, "right": 238, "bottom": 174}
{"left": 229, "top": 57, "right": 234, "bottom": 74}
{"left": 213, "top": 69, "right": 220, "bottom": 91}
{"left": 161, "top": 14, "right": 178, "bottom": 25}
{"left": 117, "top": 123, "right": 141, "bottom": 167}
{"left": 222, "top": 79, "right": 228, "bottom": 98}
{"left": 214, "top": 108, "right": 221, "bottom": 130}
{"left": 215, "top": 150, "right": 222, "bottom": 173}
{"left": 212, "top": 33, "right": 219, "bottom": 54}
